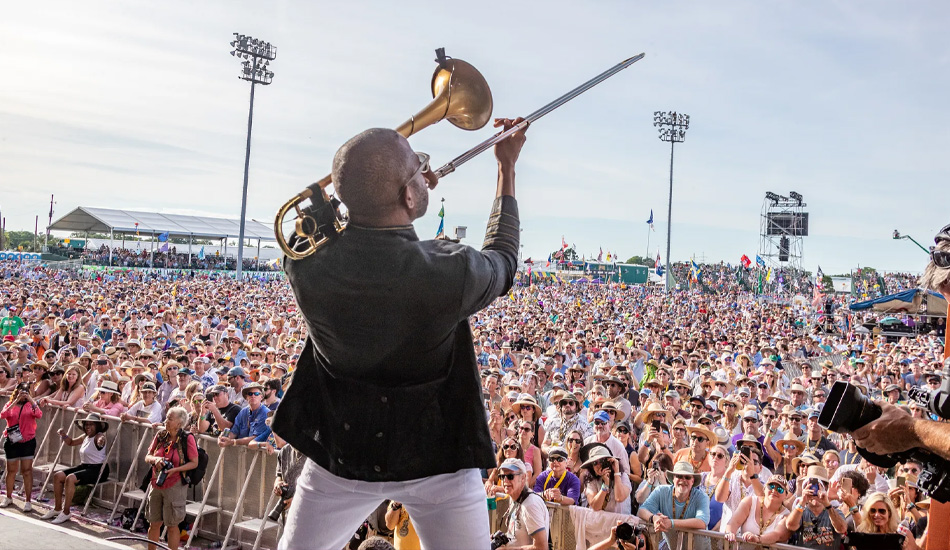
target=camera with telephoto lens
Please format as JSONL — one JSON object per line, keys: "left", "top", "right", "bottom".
{"left": 490, "top": 530, "right": 511, "bottom": 550}
{"left": 154, "top": 460, "right": 175, "bottom": 486}
{"left": 267, "top": 484, "right": 295, "bottom": 521}
{"left": 819, "top": 359, "right": 950, "bottom": 502}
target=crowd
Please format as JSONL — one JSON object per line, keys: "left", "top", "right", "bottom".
{"left": 0, "top": 259, "right": 945, "bottom": 550}
{"left": 80, "top": 245, "right": 280, "bottom": 272}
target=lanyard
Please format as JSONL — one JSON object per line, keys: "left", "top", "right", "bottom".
{"left": 671, "top": 489, "right": 692, "bottom": 520}
{"left": 543, "top": 470, "right": 567, "bottom": 491}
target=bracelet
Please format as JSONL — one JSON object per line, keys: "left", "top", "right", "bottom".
{"left": 671, "top": 519, "right": 675, "bottom": 530}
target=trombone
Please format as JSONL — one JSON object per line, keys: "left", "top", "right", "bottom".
{"left": 275, "top": 50, "right": 645, "bottom": 260}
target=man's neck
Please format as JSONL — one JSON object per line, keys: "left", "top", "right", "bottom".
{"left": 673, "top": 487, "right": 691, "bottom": 502}
{"left": 808, "top": 430, "right": 822, "bottom": 441}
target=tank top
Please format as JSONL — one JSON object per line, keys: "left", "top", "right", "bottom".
{"left": 79, "top": 435, "right": 107, "bottom": 465}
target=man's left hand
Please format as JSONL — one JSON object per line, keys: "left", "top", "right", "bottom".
{"left": 851, "top": 401, "right": 921, "bottom": 455}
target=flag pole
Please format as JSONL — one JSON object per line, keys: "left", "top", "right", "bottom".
{"left": 645, "top": 223, "right": 651, "bottom": 261}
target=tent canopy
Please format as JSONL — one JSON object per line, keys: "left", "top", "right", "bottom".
{"left": 48, "top": 207, "right": 275, "bottom": 241}
{"left": 849, "top": 288, "right": 948, "bottom": 317}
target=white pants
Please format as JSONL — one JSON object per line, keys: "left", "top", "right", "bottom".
{"left": 279, "top": 459, "right": 491, "bottom": 550}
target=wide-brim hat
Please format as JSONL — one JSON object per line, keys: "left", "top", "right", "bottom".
{"left": 511, "top": 394, "right": 542, "bottom": 416}
{"left": 666, "top": 461, "right": 702, "bottom": 485}
{"left": 791, "top": 452, "right": 821, "bottom": 472}
{"left": 133, "top": 372, "right": 154, "bottom": 386}
{"left": 241, "top": 382, "right": 264, "bottom": 398}
{"left": 736, "top": 434, "right": 764, "bottom": 454}
{"left": 75, "top": 412, "right": 108, "bottom": 433}
{"left": 776, "top": 438, "right": 806, "bottom": 454}
{"left": 579, "top": 442, "right": 613, "bottom": 468}
{"left": 672, "top": 379, "right": 692, "bottom": 391}
{"left": 686, "top": 425, "right": 717, "bottom": 444}
{"left": 718, "top": 395, "right": 740, "bottom": 413}
{"left": 595, "top": 400, "right": 626, "bottom": 421}
{"left": 551, "top": 389, "right": 578, "bottom": 405}
{"left": 803, "top": 464, "right": 830, "bottom": 483}
{"left": 635, "top": 402, "right": 667, "bottom": 425}
{"left": 96, "top": 380, "right": 120, "bottom": 395}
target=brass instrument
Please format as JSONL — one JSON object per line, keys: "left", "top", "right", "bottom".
{"left": 275, "top": 50, "right": 645, "bottom": 260}
{"left": 275, "top": 49, "right": 492, "bottom": 260}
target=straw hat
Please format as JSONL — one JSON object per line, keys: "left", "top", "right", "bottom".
{"left": 686, "top": 425, "right": 717, "bottom": 444}
{"left": 511, "top": 394, "right": 542, "bottom": 417}
{"left": 666, "top": 462, "right": 702, "bottom": 485}
{"left": 718, "top": 395, "right": 740, "bottom": 414}
{"left": 791, "top": 452, "right": 821, "bottom": 473}
{"left": 635, "top": 402, "right": 667, "bottom": 425}
{"left": 775, "top": 438, "right": 806, "bottom": 454}
{"left": 96, "top": 381, "right": 120, "bottom": 395}
{"left": 803, "top": 464, "right": 830, "bottom": 483}
{"left": 595, "top": 400, "right": 626, "bottom": 421}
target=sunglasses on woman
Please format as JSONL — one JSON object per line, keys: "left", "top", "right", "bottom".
{"left": 868, "top": 507, "right": 889, "bottom": 516}
{"left": 503, "top": 444, "right": 519, "bottom": 450}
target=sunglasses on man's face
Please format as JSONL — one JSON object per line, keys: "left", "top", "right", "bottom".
{"left": 689, "top": 435, "right": 708, "bottom": 443}
{"left": 498, "top": 473, "right": 518, "bottom": 481}
{"left": 766, "top": 483, "right": 786, "bottom": 494}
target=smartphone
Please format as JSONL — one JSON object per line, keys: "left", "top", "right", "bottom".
{"left": 740, "top": 446, "right": 752, "bottom": 459}
{"left": 809, "top": 479, "right": 822, "bottom": 494}
{"left": 897, "top": 476, "right": 906, "bottom": 488}
{"left": 841, "top": 477, "right": 852, "bottom": 493}
{"left": 652, "top": 420, "right": 662, "bottom": 432}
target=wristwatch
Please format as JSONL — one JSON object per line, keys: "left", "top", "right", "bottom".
{"left": 849, "top": 506, "right": 859, "bottom": 514}
{"left": 907, "top": 503, "right": 917, "bottom": 511}
{"left": 749, "top": 474, "right": 758, "bottom": 480}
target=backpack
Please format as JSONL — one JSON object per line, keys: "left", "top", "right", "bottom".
{"left": 179, "top": 431, "right": 209, "bottom": 487}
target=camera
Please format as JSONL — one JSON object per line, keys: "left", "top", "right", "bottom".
{"left": 820, "top": 371, "right": 950, "bottom": 502}
{"left": 267, "top": 484, "right": 295, "bottom": 521}
{"left": 615, "top": 522, "right": 635, "bottom": 542}
{"left": 154, "top": 460, "right": 175, "bottom": 486}
{"left": 490, "top": 531, "right": 511, "bottom": 550}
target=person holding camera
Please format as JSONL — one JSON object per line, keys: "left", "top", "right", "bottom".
{"left": 1, "top": 383, "right": 42, "bottom": 511}
{"left": 587, "top": 520, "right": 653, "bottom": 550}
{"left": 493, "top": 458, "right": 548, "bottom": 550}
{"left": 776, "top": 465, "right": 847, "bottom": 550}
{"left": 41, "top": 412, "right": 110, "bottom": 524}
{"left": 581, "top": 443, "right": 632, "bottom": 514}
{"left": 143, "top": 406, "right": 199, "bottom": 550}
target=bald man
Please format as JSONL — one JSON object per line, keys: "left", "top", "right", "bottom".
{"left": 274, "top": 119, "right": 527, "bottom": 550}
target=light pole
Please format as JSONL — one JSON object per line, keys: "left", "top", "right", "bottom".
{"left": 654, "top": 111, "right": 690, "bottom": 292}
{"left": 230, "top": 33, "right": 276, "bottom": 279}
{"left": 892, "top": 230, "right": 930, "bottom": 254}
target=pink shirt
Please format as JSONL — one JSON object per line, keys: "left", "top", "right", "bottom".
{"left": 2, "top": 401, "right": 43, "bottom": 442}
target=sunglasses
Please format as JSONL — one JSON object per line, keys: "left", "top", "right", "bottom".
{"left": 246, "top": 392, "right": 262, "bottom": 396}
{"left": 710, "top": 452, "right": 727, "bottom": 459}
{"left": 397, "top": 152, "right": 432, "bottom": 197}
{"left": 766, "top": 483, "right": 786, "bottom": 494}
{"left": 868, "top": 507, "right": 889, "bottom": 516}
{"left": 568, "top": 438, "right": 583, "bottom": 444}
{"left": 519, "top": 426, "right": 533, "bottom": 432}
{"left": 503, "top": 444, "right": 519, "bottom": 450}
{"left": 689, "top": 435, "right": 708, "bottom": 443}
{"left": 596, "top": 459, "right": 612, "bottom": 468}
{"left": 550, "top": 456, "right": 567, "bottom": 463}
{"left": 616, "top": 428, "right": 629, "bottom": 434}
{"left": 594, "top": 420, "right": 608, "bottom": 426}
{"left": 498, "top": 473, "right": 518, "bottom": 481}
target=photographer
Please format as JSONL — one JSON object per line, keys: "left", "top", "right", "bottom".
{"left": 777, "top": 465, "right": 848, "bottom": 550}
{"left": 494, "top": 458, "right": 548, "bottom": 550}
{"left": 582, "top": 443, "right": 631, "bottom": 513}
{"left": 587, "top": 520, "right": 653, "bottom": 550}
{"left": 1, "top": 382, "right": 42, "bottom": 511}
{"left": 144, "top": 406, "right": 199, "bottom": 550}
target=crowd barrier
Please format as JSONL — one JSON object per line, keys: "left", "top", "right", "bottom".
{"left": 0, "top": 396, "right": 282, "bottom": 549}
{"left": 3, "top": 395, "right": 819, "bottom": 550}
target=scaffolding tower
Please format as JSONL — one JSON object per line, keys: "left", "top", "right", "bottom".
{"left": 759, "top": 191, "right": 808, "bottom": 276}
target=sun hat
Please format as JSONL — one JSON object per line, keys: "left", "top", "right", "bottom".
{"left": 803, "top": 464, "right": 830, "bottom": 483}
{"left": 511, "top": 394, "right": 542, "bottom": 416}
{"left": 791, "top": 452, "right": 821, "bottom": 472}
{"left": 498, "top": 458, "right": 527, "bottom": 474}
{"left": 776, "top": 438, "right": 806, "bottom": 454}
{"left": 579, "top": 443, "right": 614, "bottom": 468}
{"left": 594, "top": 400, "right": 626, "bottom": 421}
{"left": 686, "top": 425, "right": 716, "bottom": 444}
{"left": 666, "top": 462, "right": 702, "bottom": 485}
{"left": 74, "top": 412, "right": 109, "bottom": 433}
{"left": 241, "top": 382, "right": 264, "bottom": 398}
{"left": 96, "top": 380, "right": 120, "bottom": 395}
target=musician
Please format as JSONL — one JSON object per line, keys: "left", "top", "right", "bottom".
{"left": 274, "top": 119, "right": 527, "bottom": 550}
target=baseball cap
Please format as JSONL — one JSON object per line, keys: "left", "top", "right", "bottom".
{"left": 593, "top": 410, "right": 611, "bottom": 423}
{"left": 498, "top": 458, "right": 527, "bottom": 474}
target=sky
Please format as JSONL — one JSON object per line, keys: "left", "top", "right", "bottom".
{"left": 2, "top": 0, "right": 949, "bottom": 275}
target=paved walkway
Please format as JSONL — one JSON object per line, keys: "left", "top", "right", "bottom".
{"left": 0, "top": 508, "right": 139, "bottom": 550}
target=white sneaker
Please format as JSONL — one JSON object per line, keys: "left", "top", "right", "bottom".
{"left": 0, "top": 497, "right": 12, "bottom": 508}
{"left": 51, "top": 512, "right": 71, "bottom": 525}
{"left": 21, "top": 502, "right": 32, "bottom": 513}
{"left": 39, "top": 509, "right": 60, "bottom": 520}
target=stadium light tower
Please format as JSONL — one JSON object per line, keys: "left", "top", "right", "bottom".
{"left": 654, "top": 111, "right": 690, "bottom": 292}
{"left": 230, "top": 33, "right": 276, "bottom": 279}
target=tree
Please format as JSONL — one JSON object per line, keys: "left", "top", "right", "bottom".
{"left": 548, "top": 246, "right": 579, "bottom": 263}
{"left": 624, "top": 255, "right": 651, "bottom": 266}
{"left": 3, "top": 230, "right": 40, "bottom": 252}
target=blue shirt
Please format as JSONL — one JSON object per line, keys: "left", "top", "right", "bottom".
{"left": 232, "top": 404, "right": 271, "bottom": 442}
{"left": 642, "top": 485, "right": 711, "bottom": 550}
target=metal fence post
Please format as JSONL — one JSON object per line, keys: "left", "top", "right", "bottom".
{"left": 221, "top": 449, "right": 260, "bottom": 549}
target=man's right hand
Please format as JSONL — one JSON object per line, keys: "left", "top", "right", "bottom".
{"left": 493, "top": 117, "right": 527, "bottom": 169}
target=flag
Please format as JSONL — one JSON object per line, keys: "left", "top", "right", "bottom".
{"left": 435, "top": 203, "right": 445, "bottom": 238}
{"left": 740, "top": 254, "right": 752, "bottom": 269}
{"left": 655, "top": 253, "right": 664, "bottom": 276}
{"left": 159, "top": 242, "right": 169, "bottom": 253}
{"left": 561, "top": 236, "right": 568, "bottom": 250}
{"left": 546, "top": 254, "right": 551, "bottom": 267}
{"left": 524, "top": 257, "right": 534, "bottom": 265}
{"left": 606, "top": 252, "right": 611, "bottom": 262}
{"left": 755, "top": 255, "right": 766, "bottom": 269}
{"left": 816, "top": 265, "right": 824, "bottom": 283}
{"left": 158, "top": 232, "right": 169, "bottom": 242}
{"left": 198, "top": 247, "right": 205, "bottom": 260}
{"left": 766, "top": 267, "right": 773, "bottom": 283}
{"left": 598, "top": 247, "right": 603, "bottom": 262}
{"left": 690, "top": 259, "right": 700, "bottom": 282}
{"left": 647, "top": 210, "right": 654, "bottom": 230}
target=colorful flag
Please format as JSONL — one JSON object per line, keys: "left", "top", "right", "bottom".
{"left": 159, "top": 242, "right": 169, "bottom": 253}
{"left": 545, "top": 254, "right": 552, "bottom": 267}
{"left": 755, "top": 255, "right": 766, "bottom": 268}
{"left": 647, "top": 210, "right": 654, "bottom": 230}
{"left": 435, "top": 203, "right": 445, "bottom": 238}
{"left": 816, "top": 265, "right": 824, "bottom": 283}
{"left": 766, "top": 267, "right": 773, "bottom": 283}
{"left": 740, "top": 254, "right": 752, "bottom": 269}
{"left": 655, "top": 253, "right": 664, "bottom": 276}
{"left": 198, "top": 246, "right": 205, "bottom": 260}
{"left": 158, "top": 232, "right": 169, "bottom": 242}
{"left": 690, "top": 260, "right": 701, "bottom": 282}
{"left": 606, "top": 252, "right": 611, "bottom": 262}
{"left": 598, "top": 247, "right": 603, "bottom": 262}
{"left": 561, "top": 236, "right": 568, "bottom": 250}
